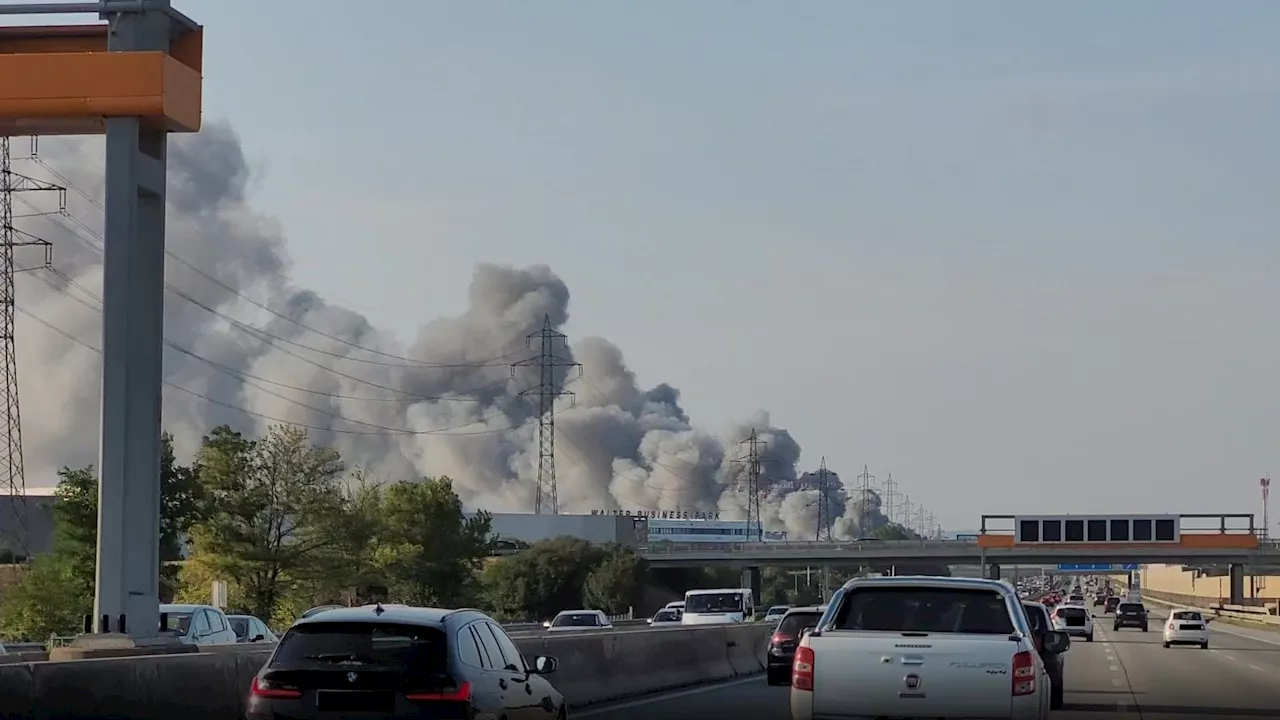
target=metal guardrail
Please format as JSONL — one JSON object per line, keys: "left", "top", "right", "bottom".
{"left": 3, "top": 615, "right": 646, "bottom": 652}
{"left": 639, "top": 539, "right": 952, "bottom": 554}
{"left": 1139, "top": 593, "right": 1280, "bottom": 626}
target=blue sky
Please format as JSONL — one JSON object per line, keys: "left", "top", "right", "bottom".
{"left": 15, "top": 1, "right": 1280, "bottom": 529}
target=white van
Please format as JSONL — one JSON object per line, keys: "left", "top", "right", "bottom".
{"left": 681, "top": 588, "right": 755, "bottom": 625}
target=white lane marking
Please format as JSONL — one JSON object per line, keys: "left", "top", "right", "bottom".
{"left": 1249, "top": 664, "right": 1265, "bottom": 672}
{"left": 573, "top": 675, "right": 762, "bottom": 717}
{"left": 1109, "top": 665, "right": 1118, "bottom": 672}
{"left": 1112, "top": 678, "right": 1123, "bottom": 686}
{"left": 1222, "top": 654, "right": 1239, "bottom": 662}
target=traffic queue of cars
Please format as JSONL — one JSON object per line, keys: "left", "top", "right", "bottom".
{"left": 237, "top": 572, "right": 1217, "bottom": 719}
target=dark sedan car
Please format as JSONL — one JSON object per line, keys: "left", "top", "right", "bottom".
{"left": 765, "top": 606, "right": 825, "bottom": 685}
{"left": 1114, "top": 601, "right": 1149, "bottom": 631}
{"left": 1023, "top": 601, "right": 1066, "bottom": 710}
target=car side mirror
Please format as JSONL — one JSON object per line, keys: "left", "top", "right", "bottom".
{"left": 647, "top": 618, "right": 654, "bottom": 624}
{"left": 800, "top": 626, "right": 815, "bottom": 637}
{"left": 250, "top": 634, "right": 265, "bottom": 643}
{"left": 533, "top": 655, "right": 558, "bottom": 675}
{"left": 1042, "top": 630, "right": 1070, "bottom": 654}
{"left": 542, "top": 621, "right": 552, "bottom": 629}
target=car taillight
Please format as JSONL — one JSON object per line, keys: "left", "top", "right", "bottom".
{"left": 1011, "top": 651, "right": 1035, "bottom": 696}
{"left": 407, "top": 681, "right": 473, "bottom": 703}
{"left": 250, "top": 676, "right": 302, "bottom": 699}
{"left": 792, "top": 646, "right": 815, "bottom": 691}
{"left": 771, "top": 633, "right": 795, "bottom": 645}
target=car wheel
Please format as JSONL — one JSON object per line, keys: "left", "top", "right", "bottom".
{"left": 1162, "top": 642, "right": 1170, "bottom": 648}
{"left": 1201, "top": 641, "right": 1209, "bottom": 649}
{"left": 1051, "top": 681, "right": 1064, "bottom": 710}
{"left": 766, "top": 666, "right": 788, "bottom": 686}
{"left": 1142, "top": 625, "right": 1148, "bottom": 632}
{"left": 1086, "top": 633, "right": 1093, "bottom": 642}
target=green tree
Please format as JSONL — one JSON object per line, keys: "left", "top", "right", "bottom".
{"left": 300, "top": 472, "right": 389, "bottom": 608}
{"left": 482, "top": 537, "right": 605, "bottom": 621}
{"left": 49, "top": 465, "right": 98, "bottom": 592}
{"left": 42, "top": 434, "right": 205, "bottom": 600}
{"left": 582, "top": 546, "right": 646, "bottom": 614}
{"left": 0, "top": 554, "right": 88, "bottom": 641}
{"left": 374, "top": 477, "right": 492, "bottom": 607}
{"left": 186, "top": 424, "right": 345, "bottom": 624}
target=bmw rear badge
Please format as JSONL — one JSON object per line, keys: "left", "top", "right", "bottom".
{"left": 904, "top": 674, "right": 921, "bottom": 689}
{"left": 347, "top": 672, "right": 358, "bottom": 683}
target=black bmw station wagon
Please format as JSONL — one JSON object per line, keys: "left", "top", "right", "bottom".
{"left": 247, "top": 604, "right": 565, "bottom": 719}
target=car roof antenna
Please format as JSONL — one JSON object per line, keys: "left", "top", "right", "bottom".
{"left": 374, "top": 602, "right": 386, "bottom": 616}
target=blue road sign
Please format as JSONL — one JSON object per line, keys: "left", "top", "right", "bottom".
{"left": 1057, "top": 563, "right": 1114, "bottom": 571}
{"left": 1119, "top": 563, "right": 1139, "bottom": 571}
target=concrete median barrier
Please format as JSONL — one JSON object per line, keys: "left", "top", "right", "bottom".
{"left": 724, "top": 624, "right": 767, "bottom": 675}
{"left": 0, "top": 624, "right": 772, "bottom": 718}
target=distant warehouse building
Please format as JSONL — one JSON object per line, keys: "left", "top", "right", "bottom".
{"left": 476, "top": 511, "right": 792, "bottom": 546}
{"left": 0, "top": 488, "right": 58, "bottom": 557}
{"left": 478, "top": 512, "right": 648, "bottom": 546}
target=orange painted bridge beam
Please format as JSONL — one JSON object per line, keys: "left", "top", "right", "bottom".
{"left": 0, "top": 23, "right": 202, "bottom": 137}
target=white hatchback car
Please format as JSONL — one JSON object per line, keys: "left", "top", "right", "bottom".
{"left": 544, "top": 609, "right": 613, "bottom": 632}
{"left": 1162, "top": 609, "right": 1210, "bottom": 649}
{"left": 1051, "top": 604, "right": 1094, "bottom": 642}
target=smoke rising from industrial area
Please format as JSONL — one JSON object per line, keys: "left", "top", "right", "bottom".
{"left": 11, "top": 123, "right": 898, "bottom": 540}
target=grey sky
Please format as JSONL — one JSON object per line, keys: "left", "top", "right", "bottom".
{"left": 16, "top": 0, "right": 1280, "bottom": 530}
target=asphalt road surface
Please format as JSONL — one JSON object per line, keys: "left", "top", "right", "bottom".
{"left": 574, "top": 610, "right": 1280, "bottom": 720}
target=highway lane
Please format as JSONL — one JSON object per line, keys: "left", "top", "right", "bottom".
{"left": 572, "top": 610, "right": 1280, "bottom": 720}
{"left": 1054, "top": 609, "right": 1280, "bottom": 718}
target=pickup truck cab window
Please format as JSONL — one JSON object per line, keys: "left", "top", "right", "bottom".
{"left": 827, "top": 587, "right": 1016, "bottom": 635}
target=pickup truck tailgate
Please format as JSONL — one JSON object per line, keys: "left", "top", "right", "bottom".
{"left": 810, "top": 632, "right": 1016, "bottom": 718}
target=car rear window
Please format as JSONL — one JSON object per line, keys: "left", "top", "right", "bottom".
{"left": 271, "top": 622, "right": 448, "bottom": 673}
{"left": 829, "top": 587, "right": 1015, "bottom": 634}
{"left": 653, "top": 609, "right": 680, "bottom": 622}
{"left": 1172, "top": 611, "right": 1203, "bottom": 621}
{"left": 1056, "top": 607, "right": 1087, "bottom": 619}
{"left": 1022, "top": 605, "right": 1049, "bottom": 633}
{"left": 1118, "top": 603, "right": 1144, "bottom": 613}
{"left": 778, "top": 611, "right": 823, "bottom": 636}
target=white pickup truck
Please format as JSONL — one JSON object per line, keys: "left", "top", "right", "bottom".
{"left": 790, "top": 576, "right": 1070, "bottom": 720}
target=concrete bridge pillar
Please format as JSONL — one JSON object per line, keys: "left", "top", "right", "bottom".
{"left": 741, "top": 566, "right": 762, "bottom": 603}
{"left": 1228, "top": 563, "right": 1245, "bottom": 605}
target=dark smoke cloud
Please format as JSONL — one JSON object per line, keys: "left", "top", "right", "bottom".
{"left": 12, "top": 122, "right": 890, "bottom": 540}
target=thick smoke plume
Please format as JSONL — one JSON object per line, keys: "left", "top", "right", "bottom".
{"left": 12, "top": 123, "right": 894, "bottom": 540}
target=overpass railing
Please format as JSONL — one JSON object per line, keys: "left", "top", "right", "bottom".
{"left": 638, "top": 539, "right": 963, "bottom": 554}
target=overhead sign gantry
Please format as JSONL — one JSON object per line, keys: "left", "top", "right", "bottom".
{"left": 0, "top": 0, "right": 201, "bottom": 644}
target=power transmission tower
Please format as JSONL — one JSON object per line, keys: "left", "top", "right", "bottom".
{"left": 901, "top": 495, "right": 914, "bottom": 532}
{"left": 882, "top": 472, "right": 899, "bottom": 525}
{"left": 733, "top": 429, "right": 771, "bottom": 542}
{"left": 815, "top": 456, "right": 834, "bottom": 541}
{"left": 511, "top": 314, "right": 581, "bottom": 515}
{"left": 855, "top": 464, "right": 875, "bottom": 534}
{"left": 915, "top": 505, "right": 928, "bottom": 536}
{"left": 0, "top": 137, "right": 61, "bottom": 557}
